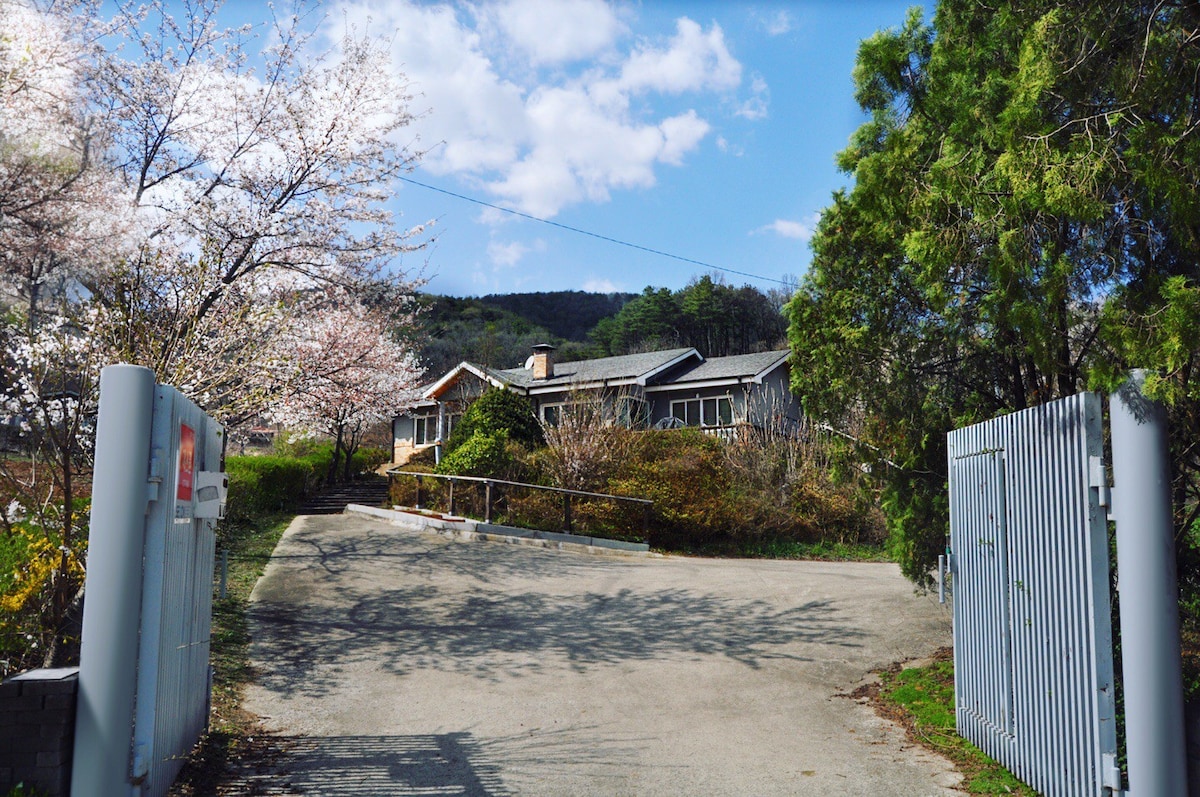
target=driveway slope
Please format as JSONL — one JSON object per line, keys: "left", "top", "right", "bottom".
{"left": 244, "top": 513, "right": 959, "bottom": 796}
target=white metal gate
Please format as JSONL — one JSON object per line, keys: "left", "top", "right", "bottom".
{"left": 948, "top": 392, "right": 1120, "bottom": 796}
{"left": 73, "top": 365, "right": 226, "bottom": 797}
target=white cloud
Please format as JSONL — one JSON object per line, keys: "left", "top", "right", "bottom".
{"left": 618, "top": 18, "right": 741, "bottom": 95}
{"left": 487, "top": 237, "right": 546, "bottom": 266}
{"left": 716, "top": 135, "right": 744, "bottom": 157}
{"left": 763, "top": 10, "right": 793, "bottom": 36}
{"left": 490, "top": 0, "right": 626, "bottom": 66}
{"left": 753, "top": 215, "right": 820, "bottom": 241}
{"left": 328, "top": 2, "right": 751, "bottom": 219}
{"left": 659, "top": 110, "right": 710, "bottom": 166}
{"left": 488, "top": 240, "right": 530, "bottom": 266}
{"left": 736, "top": 74, "right": 769, "bottom": 120}
{"left": 583, "top": 278, "right": 620, "bottom": 293}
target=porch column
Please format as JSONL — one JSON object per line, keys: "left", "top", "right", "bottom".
{"left": 435, "top": 401, "right": 446, "bottom": 465}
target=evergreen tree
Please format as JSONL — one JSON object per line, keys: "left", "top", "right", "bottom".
{"left": 787, "top": 1, "right": 1200, "bottom": 585}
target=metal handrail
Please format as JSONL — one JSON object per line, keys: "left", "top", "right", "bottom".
{"left": 385, "top": 468, "right": 652, "bottom": 539}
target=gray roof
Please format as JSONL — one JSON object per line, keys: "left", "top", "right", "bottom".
{"left": 421, "top": 348, "right": 791, "bottom": 402}
{"left": 668, "top": 350, "right": 790, "bottom": 383}
{"left": 495, "top": 347, "right": 698, "bottom": 388}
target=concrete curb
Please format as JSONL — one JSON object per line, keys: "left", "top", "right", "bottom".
{"left": 343, "top": 504, "right": 656, "bottom": 557}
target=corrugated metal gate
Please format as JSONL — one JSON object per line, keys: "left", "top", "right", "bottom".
{"left": 129, "top": 385, "right": 224, "bottom": 795}
{"left": 948, "top": 392, "right": 1121, "bottom": 796}
{"left": 73, "top": 366, "right": 226, "bottom": 797}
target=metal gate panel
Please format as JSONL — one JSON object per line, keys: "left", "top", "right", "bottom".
{"left": 131, "top": 386, "right": 223, "bottom": 796}
{"left": 949, "top": 392, "right": 1117, "bottom": 797}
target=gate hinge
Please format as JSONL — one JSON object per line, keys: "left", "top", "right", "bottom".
{"left": 1101, "top": 751, "right": 1123, "bottom": 793}
{"left": 146, "top": 448, "right": 163, "bottom": 507}
{"left": 1089, "top": 455, "right": 1111, "bottom": 510}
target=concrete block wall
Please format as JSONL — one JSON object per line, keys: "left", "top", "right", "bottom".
{"left": 0, "top": 668, "right": 78, "bottom": 797}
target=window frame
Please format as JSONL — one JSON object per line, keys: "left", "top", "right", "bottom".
{"left": 669, "top": 396, "right": 734, "bottom": 428}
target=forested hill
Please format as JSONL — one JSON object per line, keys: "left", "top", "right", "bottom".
{"left": 414, "top": 291, "right": 628, "bottom": 376}
{"left": 412, "top": 278, "right": 791, "bottom": 378}
{"left": 476, "top": 290, "right": 635, "bottom": 341}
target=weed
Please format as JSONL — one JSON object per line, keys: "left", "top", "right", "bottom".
{"left": 874, "top": 651, "right": 1036, "bottom": 795}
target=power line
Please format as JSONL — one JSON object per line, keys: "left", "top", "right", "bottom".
{"left": 398, "top": 175, "right": 794, "bottom": 287}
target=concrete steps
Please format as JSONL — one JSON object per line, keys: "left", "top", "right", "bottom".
{"left": 300, "top": 475, "right": 390, "bottom": 515}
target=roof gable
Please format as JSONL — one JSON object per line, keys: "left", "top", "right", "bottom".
{"left": 644, "top": 350, "right": 791, "bottom": 391}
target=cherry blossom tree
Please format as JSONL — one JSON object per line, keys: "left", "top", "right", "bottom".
{"left": 0, "top": 0, "right": 429, "bottom": 667}
{"left": 270, "top": 291, "right": 424, "bottom": 483}
{"left": 0, "top": 0, "right": 132, "bottom": 317}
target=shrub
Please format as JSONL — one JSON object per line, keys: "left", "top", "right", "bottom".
{"left": 446, "top": 389, "right": 543, "bottom": 452}
{"left": 351, "top": 446, "right": 390, "bottom": 474}
{"left": 603, "top": 428, "right": 885, "bottom": 554}
{"left": 224, "top": 455, "right": 323, "bottom": 521}
{"left": 0, "top": 513, "right": 87, "bottom": 677}
{"left": 437, "top": 431, "right": 513, "bottom": 478}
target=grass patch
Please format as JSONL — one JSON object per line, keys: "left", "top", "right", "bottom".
{"left": 871, "top": 649, "right": 1035, "bottom": 795}
{"left": 167, "top": 512, "right": 294, "bottom": 796}
{"left": 736, "top": 538, "right": 891, "bottom": 561}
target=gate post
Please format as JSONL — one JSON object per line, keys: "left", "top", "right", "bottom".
{"left": 72, "top": 365, "right": 156, "bottom": 797}
{"left": 1110, "top": 370, "right": 1187, "bottom": 796}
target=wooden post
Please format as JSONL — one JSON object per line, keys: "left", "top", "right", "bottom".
{"left": 484, "top": 481, "right": 493, "bottom": 523}
{"left": 448, "top": 478, "right": 456, "bottom": 516}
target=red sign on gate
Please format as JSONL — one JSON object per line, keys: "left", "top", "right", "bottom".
{"left": 177, "top": 423, "right": 195, "bottom": 502}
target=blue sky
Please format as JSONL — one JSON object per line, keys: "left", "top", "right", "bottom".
{"left": 316, "top": 1, "right": 929, "bottom": 297}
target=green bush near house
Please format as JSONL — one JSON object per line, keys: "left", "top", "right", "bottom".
{"left": 436, "top": 431, "right": 514, "bottom": 479}
{"left": 445, "top": 388, "right": 543, "bottom": 453}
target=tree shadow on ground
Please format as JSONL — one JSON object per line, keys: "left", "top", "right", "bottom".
{"left": 251, "top": 577, "right": 861, "bottom": 697}
{"left": 217, "top": 726, "right": 654, "bottom": 796}
{"left": 217, "top": 732, "right": 507, "bottom": 796}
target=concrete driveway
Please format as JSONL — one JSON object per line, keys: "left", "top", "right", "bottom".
{"left": 244, "top": 513, "right": 959, "bottom": 796}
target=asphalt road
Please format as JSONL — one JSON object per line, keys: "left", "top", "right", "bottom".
{"left": 243, "top": 513, "right": 959, "bottom": 796}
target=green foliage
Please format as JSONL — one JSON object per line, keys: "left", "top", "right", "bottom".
{"left": 224, "top": 455, "right": 324, "bottom": 520}
{"left": 788, "top": 0, "right": 1200, "bottom": 587}
{"left": 393, "top": 424, "right": 886, "bottom": 556}
{"left": 436, "top": 431, "right": 514, "bottom": 479}
{"left": 0, "top": 510, "right": 87, "bottom": 677}
{"left": 224, "top": 444, "right": 388, "bottom": 523}
{"left": 4, "top": 784, "right": 51, "bottom": 797}
{"left": 446, "top": 388, "right": 543, "bottom": 452}
{"left": 591, "top": 276, "right": 789, "bottom": 357}
{"left": 475, "top": 290, "right": 635, "bottom": 342}
{"left": 604, "top": 429, "right": 884, "bottom": 553}
{"left": 414, "top": 292, "right": 627, "bottom": 374}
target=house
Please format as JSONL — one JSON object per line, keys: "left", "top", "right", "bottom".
{"left": 392, "top": 344, "right": 799, "bottom": 464}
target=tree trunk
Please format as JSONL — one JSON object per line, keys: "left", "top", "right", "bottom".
{"left": 327, "top": 424, "right": 344, "bottom": 485}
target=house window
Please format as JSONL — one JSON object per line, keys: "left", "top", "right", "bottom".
{"left": 414, "top": 416, "right": 432, "bottom": 445}
{"left": 414, "top": 413, "right": 457, "bottom": 445}
{"left": 670, "top": 397, "right": 733, "bottom": 428}
{"left": 541, "top": 403, "right": 582, "bottom": 427}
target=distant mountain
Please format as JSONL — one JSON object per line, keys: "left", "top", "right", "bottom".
{"left": 476, "top": 291, "right": 636, "bottom": 342}
{"left": 413, "top": 291, "right": 633, "bottom": 377}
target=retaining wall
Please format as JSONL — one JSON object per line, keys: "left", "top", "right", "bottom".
{"left": 0, "top": 667, "right": 78, "bottom": 796}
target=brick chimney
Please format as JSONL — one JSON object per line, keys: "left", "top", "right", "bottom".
{"left": 531, "top": 343, "right": 555, "bottom": 380}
